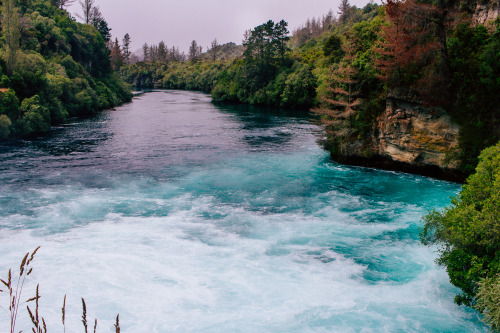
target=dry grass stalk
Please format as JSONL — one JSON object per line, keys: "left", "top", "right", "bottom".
{"left": 62, "top": 294, "right": 66, "bottom": 333}
{"left": 82, "top": 298, "right": 88, "bottom": 333}
{"left": 114, "top": 314, "right": 120, "bottom": 333}
{"left": 1, "top": 247, "right": 42, "bottom": 333}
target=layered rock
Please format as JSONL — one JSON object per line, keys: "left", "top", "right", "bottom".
{"left": 376, "top": 89, "right": 460, "bottom": 170}
{"left": 473, "top": 0, "right": 499, "bottom": 25}
{"left": 331, "top": 88, "right": 465, "bottom": 182}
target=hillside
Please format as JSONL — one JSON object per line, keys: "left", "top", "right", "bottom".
{"left": 0, "top": 0, "right": 132, "bottom": 140}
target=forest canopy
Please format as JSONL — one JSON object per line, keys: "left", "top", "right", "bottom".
{"left": 0, "top": 0, "right": 131, "bottom": 140}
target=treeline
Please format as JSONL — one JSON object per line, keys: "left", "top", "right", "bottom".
{"left": 118, "top": 0, "right": 499, "bottom": 174}
{"left": 0, "top": 0, "right": 132, "bottom": 140}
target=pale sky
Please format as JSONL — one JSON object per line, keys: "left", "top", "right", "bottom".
{"left": 69, "top": 0, "right": 375, "bottom": 53}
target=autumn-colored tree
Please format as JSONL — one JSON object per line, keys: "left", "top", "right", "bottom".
{"left": 110, "top": 38, "right": 123, "bottom": 70}
{"left": 376, "top": 0, "right": 453, "bottom": 102}
{"left": 314, "top": 39, "right": 361, "bottom": 153}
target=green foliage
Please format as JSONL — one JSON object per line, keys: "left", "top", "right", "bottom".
{"left": 16, "top": 95, "right": 51, "bottom": 136}
{"left": 10, "top": 52, "right": 48, "bottom": 100}
{"left": 0, "top": 88, "right": 20, "bottom": 121}
{"left": 476, "top": 274, "right": 500, "bottom": 330}
{"left": 0, "top": 114, "right": 12, "bottom": 139}
{"left": 447, "top": 23, "right": 500, "bottom": 173}
{"left": 421, "top": 142, "right": 500, "bottom": 309}
{"left": 0, "top": 0, "right": 132, "bottom": 139}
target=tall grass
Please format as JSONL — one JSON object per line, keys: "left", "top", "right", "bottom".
{"left": 1, "top": 248, "right": 121, "bottom": 332}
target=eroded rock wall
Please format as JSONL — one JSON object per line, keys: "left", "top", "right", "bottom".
{"left": 375, "top": 89, "right": 460, "bottom": 170}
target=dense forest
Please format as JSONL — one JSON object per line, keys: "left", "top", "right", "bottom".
{"left": 0, "top": 0, "right": 131, "bottom": 140}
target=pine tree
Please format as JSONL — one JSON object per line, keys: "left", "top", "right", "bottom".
{"left": 122, "top": 33, "right": 131, "bottom": 64}
{"left": 142, "top": 43, "right": 149, "bottom": 62}
{"left": 109, "top": 38, "right": 123, "bottom": 70}
{"left": 313, "top": 40, "right": 360, "bottom": 153}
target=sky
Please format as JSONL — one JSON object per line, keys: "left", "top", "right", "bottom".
{"left": 69, "top": 0, "right": 375, "bottom": 53}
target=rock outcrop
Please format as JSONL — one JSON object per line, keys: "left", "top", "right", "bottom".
{"left": 376, "top": 89, "right": 460, "bottom": 169}
{"left": 473, "top": 0, "right": 499, "bottom": 25}
{"left": 331, "top": 88, "right": 465, "bottom": 182}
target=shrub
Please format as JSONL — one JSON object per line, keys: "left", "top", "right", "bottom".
{"left": 421, "top": 142, "right": 500, "bottom": 311}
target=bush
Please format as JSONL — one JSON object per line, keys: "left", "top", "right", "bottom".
{"left": 16, "top": 95, "right": 51, "bottom": 136}
{"left": 0, "top": 114, "right": 12, "bottom": 139}
{"left": 421, "top": 142, "right": 500, "bottom": 309}
{"left": 476, "top": 274, "right": 500, "bottom": 330}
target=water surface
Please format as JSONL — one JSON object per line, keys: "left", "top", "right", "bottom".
{"left": 0, "top": 91, "right": 485, "bottom": 332}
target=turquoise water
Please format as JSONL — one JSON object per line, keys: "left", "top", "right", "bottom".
{"left": 0, "top": 91, "right": 485, "bottom": 332}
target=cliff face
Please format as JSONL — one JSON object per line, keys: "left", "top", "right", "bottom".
{"left": 375, "top": 89, "right": 460, "bottom": 170}
{"left": 472, "top": 0, "right": 500, "bottom": 25}
{"left": 332, "top": 89, "right": 465, "bottom": 181}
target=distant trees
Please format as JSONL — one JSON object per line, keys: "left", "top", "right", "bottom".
{"left": 77, "top": 0, "right": 111, "bottom": 42}
{"left": 338, "top": 0, "right": 351, "bottom": 22}
{"left": 291, "top": 11, "right": 336, "bottom": 46}
{"left": 78, "top": 0, "right": 96, "bottom": 24}
{"left": 122, "top": 33, "right": 131, "bottom": 63}
{"left": 141, "top": 41, "right": 186, "bottom": 63}
{"left": 188, "top": 40, "right": 202, "bottom": 61}
{"left": 110, "top": 38, "right": 123, "bottom": 70}
{"left": 51, "top": 0, "right": 75, "bottom": 9}
{"left": 243, "top": 20, "right": 290, "bottom": 65}
{"left": 208, "top": 38, "right": 219, "bottom": 61}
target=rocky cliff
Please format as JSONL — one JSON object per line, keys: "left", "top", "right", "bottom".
{"left": 332, "top": 89, "right": 466, "bottom": 182}
{"left": 472, "top": 0, "right": 499, "bottom": 25}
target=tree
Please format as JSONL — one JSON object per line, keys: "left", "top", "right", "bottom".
{"left": 338, "top": 0, "right": 351, "bottom": 23}
{"left": 188, "top": 40, "right": 202, "bottom": 61}
{"left": 51, "top": 0, "right": 75, "bottom": 9}
{"left": 109, "top": 38, "right": 123, "bottom": 70}
{"left": 96, "top": 19, "right": 111, "bottom": 42}
{"left": 78, "top": 0, "right": 96, "bottom": 24}
{"left": 142, "top": 43, "right": 149, "bottom": 62}
{"left": 421, "top": 142, "right": 500, "bottom": 311}
{"left": 375, "top": 0, "right": 452, "bottom": 102}
{"left": 157, "top": 41, "right": 167, "bottom": 63}
{"left": 209, "top": 38, "right": 219, "bottom": 61}
{"left": 243, "top": 20, "right": 290, "bottom": 66}
{"left": 313, "top": 40, "right": 361, "bottom": 154}
{"left": 122, "top": 33, "right": 131, "bottom": 63}
{"left": 2, "top": 0, "right": 21, "bottom": 75}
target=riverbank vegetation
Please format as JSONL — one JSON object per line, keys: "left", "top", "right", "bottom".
{"left": 117, "top": 0, "right": 499, "bottom": 176}
{"left": 421, "top": 142, "right": 500, "bottom": 330}
{"left": 0, "top": 0, "right": 132, "bottom": 140}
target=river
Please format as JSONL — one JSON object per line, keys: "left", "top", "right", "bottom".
{"left": 0, "top": 91, "right": 485, "bottom": 332}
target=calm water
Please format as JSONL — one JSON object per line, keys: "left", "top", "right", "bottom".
{"left": 0, "top": 91, "right": 485, "bottom": 332}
